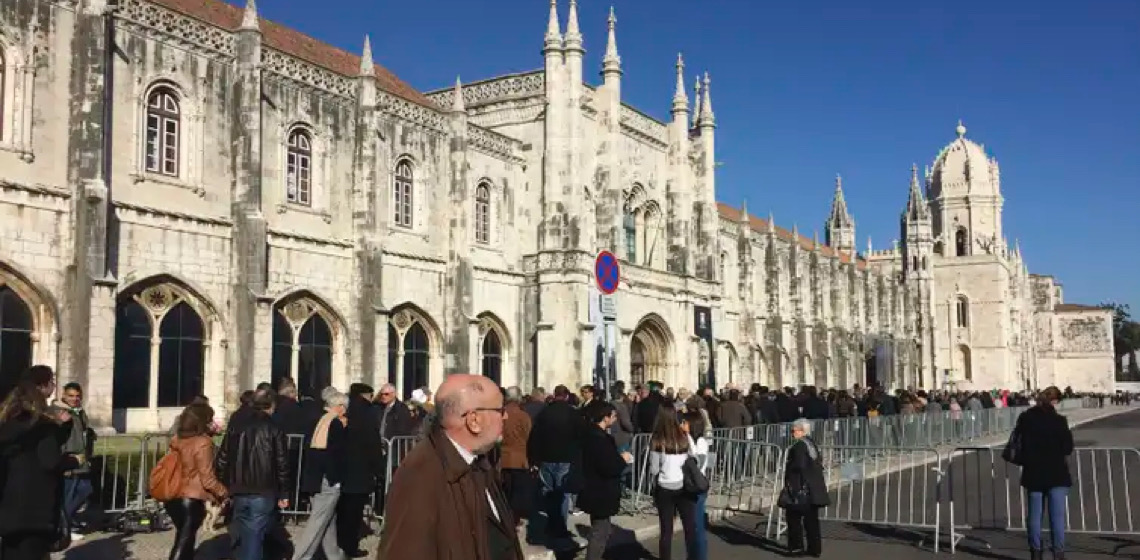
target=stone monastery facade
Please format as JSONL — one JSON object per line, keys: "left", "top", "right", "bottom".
{"left": 0, "top": 0, "right": 1115, "bottom": 431}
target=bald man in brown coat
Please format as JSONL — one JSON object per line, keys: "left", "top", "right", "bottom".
{"left": 377, "top": 375, "right": 523, "bottom": 560}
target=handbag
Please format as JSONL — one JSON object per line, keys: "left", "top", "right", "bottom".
{"left": 1001, "top": 427, "right": 1024, "bottom": 466}
{"left": 682, "top": 456, "right": 709, "bottom": 495}
{"left": 778, "top": 482, "right": 810, "bottom": 511}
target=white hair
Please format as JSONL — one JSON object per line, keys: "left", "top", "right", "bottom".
{"left": 320, "top": 386, "right": 339, "bottom": 402}
{"left": 380, "top": 383, "right": 397, "bottom": 394}
{"left": 792, "top": 418, "right": 813, "bottom": 435}
{"left": 324, "top": 391, "right": 348, "bottom": 409}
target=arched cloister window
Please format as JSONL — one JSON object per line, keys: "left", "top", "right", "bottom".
{"left": 145, "top": 86, "right": 181, "bottom": 177}
{"left": 957, "top": 344, "right": 972, "bottom": 381}
{"left": 475, "top": 182, "right": 491, "bottom": 244}
{"left": 955, "top": 228, "right": 969, "bottom": 257}
{"left": 0, "top": 286, "right": 33, "bottom": 390}
{"left": 286, "top": 128, "right": 313, "bottom": 206}
{"left": 481, "top": 330, "right": 502, "bottom": 385}
{"left": 956, "top": 296, "right": 969, "bottom": 328}
{"left": 271, "top": 297, "right": 335, "bottom": 400}
{"left": 623, "top": 212, "right": 639, "bottom": 261}
{"left": 393, "top": 159, "right": 414, "bottom": 228}
{"left": 388, "top": 307, "right": 437, "bottom": 400}
{"left": 113, "top": 283, "right": 208, "bottom": 409}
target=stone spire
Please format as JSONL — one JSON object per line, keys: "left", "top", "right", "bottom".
{"left": 698, "top": 72, "right": 715, "bottom": 127}
{"left": 544, "top": 0, "right": 562, "bottom": 52}
{"left": 671, "top": 53, "right": 688, "bottom": 115}
{"left": 451, "top": 76, "right": 465, "bottom": 113}
{"left": 601, "top": 6, "right": 621, "bottom": 76}
{"left": 739, "top": 200, "right": 749, "bottom": 225}
{"left": 240, "top": 0, "right": 259, "bottom": 30}
{"left": 828, "top": 174, "right": 853, "bottom": 228}
{"left": 813, "top": 230, "right": 821, "bottom": 250}
{"left": 564, "top": 0, "right": 583, "bottom": 52}
{"left": 905, "top": 163, "right": 930, "bottom": 221}
{"left": 767, "top": 212, "right": 776, "bottom": 234}
{"left": 956, "top": 119, "right": 967, "bottom": 138}
{"left": 866, "top": 236, "right": 873, "bottom": 254}
{"left": 359, "top": 35, "right": 374, "bottom": 77}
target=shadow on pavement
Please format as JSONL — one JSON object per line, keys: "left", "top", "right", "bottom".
{"left": 60, "top": 533, "right": 133, "bottom": 560}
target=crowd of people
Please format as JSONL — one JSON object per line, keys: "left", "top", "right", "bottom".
{"left": 0, "top": 363, "right": 1129, "bottom": 560}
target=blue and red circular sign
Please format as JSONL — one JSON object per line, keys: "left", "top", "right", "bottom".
{"left": 595, "top": 251, "right": 621, "bottom": 295}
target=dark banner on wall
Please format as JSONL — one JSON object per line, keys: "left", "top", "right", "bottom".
{"left": 694, "top": 306, "right": 715, "bottom": 389}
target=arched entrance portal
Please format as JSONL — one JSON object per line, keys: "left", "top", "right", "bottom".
{"left": 629, "top": 315, "right": 672, "bottom": 388}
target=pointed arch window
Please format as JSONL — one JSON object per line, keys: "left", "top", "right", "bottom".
{"left": 403, "top": 323, "right": 429, "bottom": 400}
{"left": 145, "top": 87, "right": 181, "bottom": 177}
{"left": 113, "top": 285, "right": 206, "bottom": 409}
{"left": 955, "top": 228, "right": 969, "bottom": 257}
{"left": 956, "top": 296, "right": 969, "bottom": 328}
{"left": 286, "top": 128, "right": 313, "bottom": 206}
{"left": 387, "top": 309, "right": 435, "bottom": 400}
{"left": 624, "top": 211, "right": 637, "bottom": 262}
{"left": 0, "top": 286, "right": 33, "bottom": 391}
{"left": 481, "top": 329, "right": 502, "bottom": 385}
{"left": 393, "top": 159, "right": 414, "bottom": 228}
{"left": 475, "top": 182, "right": 491, "bottom": 244}
{"left": 271, "top": 299, "right": 334, "bottom": 400}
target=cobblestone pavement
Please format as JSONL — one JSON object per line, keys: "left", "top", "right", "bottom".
{"left": 605, "top": 406, "right": 1140, "bottom": 560}
{"left": 53, "top": 405, "right": 1135, "bottom": 560}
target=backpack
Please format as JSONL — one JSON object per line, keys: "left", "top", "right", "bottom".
{"left": 148, "top": 446, "right": 184, "bottom": 502}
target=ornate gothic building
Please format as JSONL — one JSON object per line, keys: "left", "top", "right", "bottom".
{"left": 0, "top": 0, "right": 1114, "bottom": 431}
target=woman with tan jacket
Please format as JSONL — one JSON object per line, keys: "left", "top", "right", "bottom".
{"left": 165, "top": 403, "right": 228, "bottom": 560}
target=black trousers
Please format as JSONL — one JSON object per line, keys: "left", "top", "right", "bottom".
{"left": 1, "top": 531, "right": 53, "bottom": 560}
{"left": 653, "top": 488, "right": 697, "bottom": 560}
{"left": 165, "top": 498, "right": 206, "bottom": 560}
{"left": 785, "top": 506, "right": 822, "bottom": 555}
{"left": 337, "top": 492, "right": 371, "bottom": 553}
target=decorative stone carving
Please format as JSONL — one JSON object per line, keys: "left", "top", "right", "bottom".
{"left": 468, "top": 125, "right": 524, "bottom": 163}
{"left": 620, "top": 106, "right": 668, "bottom": 147}
{"left": 379, "top": 92, "right": 446, "bottom": 132}
{"left": 1058, "top": 316, "right": 1111, "bottom": 353}
{"left": 116, "top": 0, "right": 235, "bottom": 56}
{"left": 262, "top": 49, "right": 356, "bottom": 98}
{"left": 140, "top": 284, "right": 176, "bottom": 314}
{"left": 426, "top": 72, "right": 545, "bottom": 108}
{"left": 282, "top": 299, "right": 316, "bottom": 325}
{"left": 390, "top": 309, "right": 414, "bottom": 332}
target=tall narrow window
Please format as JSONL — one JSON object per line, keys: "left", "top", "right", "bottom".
{"left": 475, "top": 183, "right": 491, "bottom": 244}
{"left": 145, "top": 87, "right": 181, "bottom": 177}
{"left": 955, "top": 228, "right": 969, "bottom": 257}
{"left": 394, "top": 160, "right": 414, "bottom": 228}
{"left": 0, "top": 286, "right": 33, "bottom": 392}
{"left": 624, "top": 212, "right": 637, "bottom": 262}
{"left": 286, "top": 129, "right": 312, "bottom": 206}
{"left": 956, "top": 296, "right": 969, "bottom": 328}
{"left": 481, "top": 329, "right": 502, "bottom": 385}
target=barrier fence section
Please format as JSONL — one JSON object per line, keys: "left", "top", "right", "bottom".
{"left": 765, "top": 445, "right": 947, "bottom": 552}
{"left": 947, "top": 446, "right": 1140, "bottom": 553}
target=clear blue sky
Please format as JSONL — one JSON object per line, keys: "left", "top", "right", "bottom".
{"left": 247, "top": 0, "right": 1139, "bottom": 312}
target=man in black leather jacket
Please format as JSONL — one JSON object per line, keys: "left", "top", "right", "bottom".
{"left": 216, "top": 388, "right": 291, "bottom": 560}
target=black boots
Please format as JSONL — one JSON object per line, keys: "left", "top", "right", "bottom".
{"left": 1054, "top": 552, "right": 1065, "bottom": 560}
{"left": 1030, "top": 549, "right": 1042, "bottom": 560}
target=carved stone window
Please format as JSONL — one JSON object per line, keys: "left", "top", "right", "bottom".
{"left": 956, "top": 296, "right": 970, "bottom": 328}
{"left": 475, "top": 182, "right": 491, "bottom": 244}
{"left": 286, "top": 128, "right": 313, "bottom": 206}
{"left": 394, "top": 159, "right": 414, "bottom": 228}
{"left": 0, "top": 285, "right": 32, "bottom": 383}
{"left": 271, "top": 297, "right": 335, "bottom": 399}
{"left": 623, "top": 211, "right": 637, "bottom": 263}
{"left": 955, "top": 228, "right": 969, "bottom": 257}
{"left": 145, "top": 87, "right": 181, "bottom": 177}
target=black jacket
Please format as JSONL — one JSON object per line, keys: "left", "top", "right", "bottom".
{"left": 215, "top": 411, "right": 291, "bottom": 498}
{"left": 376, "top": 400, "right": 414, "bottom": 441}
{"left": 0, "top": 414, "right": 77, "bottom": 536}
{"left": 341, "top": 396, "right": 386, "bottom": 493}
{"left": 755, "top": 395, "right": 781, "bottom": 424}
{"left": 802, "top": 397, "right": 831, "bottom": 420}
{"left": 575, "top": 425, "right": 627, "bottom": 518}
{"left": 634, "top": 392, "right": 667, "bottom": 433}
{"left": 1015, "top": 405, "right": 1074, "bottom": 491}
{"left": 300, "top": 418, "right": 347, "bottom": 494}
{"left": 527, "top": 400, "right": 584, "bottom": 465}
{"left": 776, "top": 394, "right": 799, "bottom": 423}
{"left": 782, "top": 436, "right": 830, "bottom": 508}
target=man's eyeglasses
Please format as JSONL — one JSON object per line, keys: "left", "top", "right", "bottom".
{"left": 464, "top": 406, "right": 506, "bottom": 416}
{"left": 379, "top": 392, "right": 395, "bottom": 397}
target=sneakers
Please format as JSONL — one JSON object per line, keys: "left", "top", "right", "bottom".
{"left": 70, "top": 532, "right": 85, "bottom": 542}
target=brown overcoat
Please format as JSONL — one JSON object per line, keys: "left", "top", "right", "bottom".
{"left": 498, "top": 402, "right": 531, "bottom": 470}
{"left": 377, "top": 428, "right": 524, "bottom": 560}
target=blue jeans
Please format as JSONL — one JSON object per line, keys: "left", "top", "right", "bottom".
{"left": 1026, "top": 487, "right": 1068, "bottom": 552}
{"left": 62, "top": 476, "right": 93, "bottom": 525}
{"left": 539, "top": 462, "right": 573, "bottom": 539}
{"left": 233, "top": 495, "right": 277, "bottom": 560}
{"left": 693, "top": 491, "right": 708, "bottom": 560}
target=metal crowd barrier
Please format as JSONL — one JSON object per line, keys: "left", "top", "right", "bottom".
{"left": 947, "top": 446, "right": 1140, "bottom": 553}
